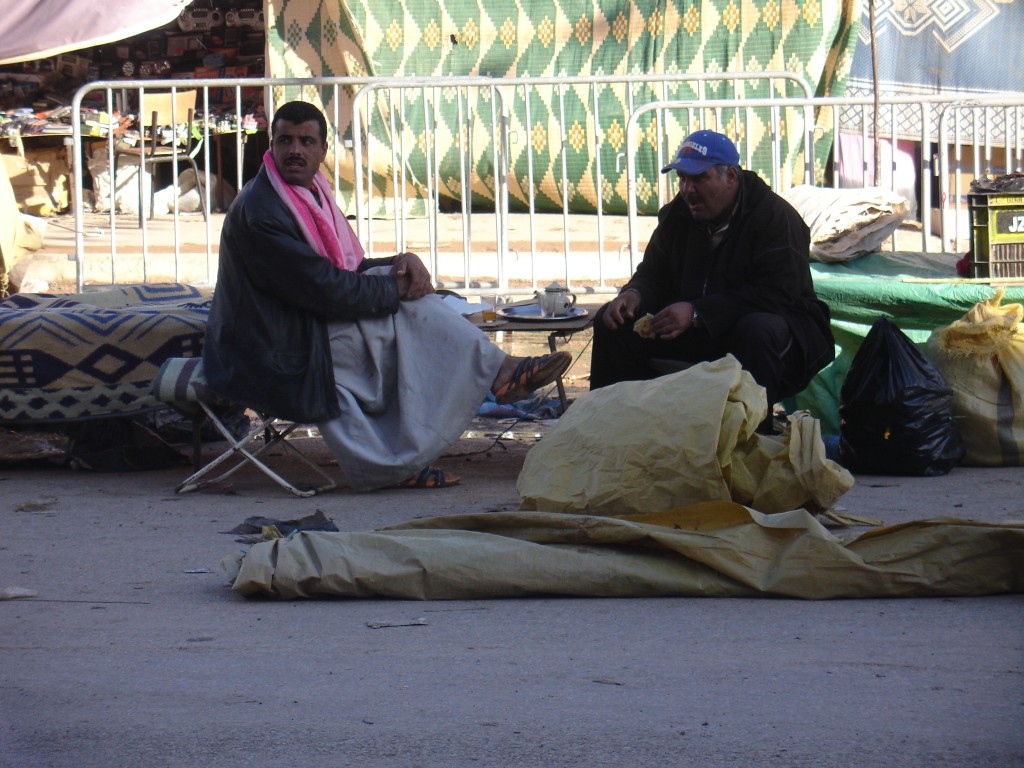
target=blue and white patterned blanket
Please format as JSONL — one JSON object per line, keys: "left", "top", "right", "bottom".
{"left": 0, "top": 283, "right": 210, "bottom": 423}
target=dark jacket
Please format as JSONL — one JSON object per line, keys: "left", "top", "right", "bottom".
{"left": 203, "top": 166, "right": 398, "bottom": 423}
{"left": 624, "top": 170, "right": 834, "bottom": 387}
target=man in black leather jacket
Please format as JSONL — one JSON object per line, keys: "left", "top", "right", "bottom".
{"left": 203, "top": 101, "right": 569, "bottom": 489}
{"left": 590, "top": 130, "right": 834, "bottom": 428}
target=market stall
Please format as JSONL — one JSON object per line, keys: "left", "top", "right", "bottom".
{"left": 1, "top": 0, "right": 266, "bottom": 213}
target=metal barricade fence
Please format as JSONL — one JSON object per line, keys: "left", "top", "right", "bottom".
{"left": 69, "top": 77, "right": 1023, "bottom": 294}
{"left": 937, "top": 101, "right": 1024, "bottom": 251}
{"left": 347, "top": 72, "right": 814, "bottom": 295}
{"left": 70, "top": 73, "right": 811, "bottom": 293}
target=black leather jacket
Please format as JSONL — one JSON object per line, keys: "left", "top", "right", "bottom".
{"left": 203, "top": 166, "right": 398, "bottom": 423}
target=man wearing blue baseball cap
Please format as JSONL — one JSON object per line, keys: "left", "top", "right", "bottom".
{"left": 589, "top": 129, "right": 834, "bottom": 433}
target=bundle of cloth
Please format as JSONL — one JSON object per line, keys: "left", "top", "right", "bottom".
{"left": 782, "top": 185, "right": 909, "bottom": 263}
{"left": 221, "top": 359, "right": 1024, "bottom": 601}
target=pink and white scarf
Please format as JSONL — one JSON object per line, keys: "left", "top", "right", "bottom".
{"left": 263, "top": 149, "right": 364, "bottom": 272}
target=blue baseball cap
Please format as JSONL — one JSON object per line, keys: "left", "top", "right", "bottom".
{"left": 661, "top": 130, "right": 740, "bottom": 175}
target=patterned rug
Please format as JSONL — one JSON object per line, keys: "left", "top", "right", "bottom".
{"left": 265, "top": 0, "right": 860, "bottom": 215}
{"left": 845, "top": 0, "right": 1024, "bottom": 143}
{"left": 0, "top": 284, "right": 210, "bottom": 423}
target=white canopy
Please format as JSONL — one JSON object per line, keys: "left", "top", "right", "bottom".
{"left": 0, "top": 0, "right": 192, "bottom": 66}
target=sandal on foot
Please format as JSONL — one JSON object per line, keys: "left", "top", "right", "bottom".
{"left": 394, "top": 466, "right": 461, "bottom": 489}
{"left": 493, "top": 351, "right": 572, "bottom": 405}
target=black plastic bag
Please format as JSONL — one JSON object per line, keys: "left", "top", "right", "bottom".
{"left": 839, "top": 316, "right": 965, "bottom": 476}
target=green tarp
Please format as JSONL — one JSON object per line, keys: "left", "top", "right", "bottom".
{"left": 796, "top": 252, "right": 1024, "bottom": 434}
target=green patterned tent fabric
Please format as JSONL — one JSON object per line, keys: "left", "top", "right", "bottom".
{"left": 265, "top": 0, "right": 860, "bottom": 215}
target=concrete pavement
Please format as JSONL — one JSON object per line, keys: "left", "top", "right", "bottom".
{"left": 2, "top": 210, "right": 1020, "bottom": 767}
{"left": 11, "top": 209, "right": 646, "bottom": 295}
{"left": 1, "top": 418, "right": 1022, "bottom": 767}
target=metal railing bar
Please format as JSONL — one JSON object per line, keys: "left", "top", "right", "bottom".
{"left": 71, "top": 78, "right": 1024, "bottom": 293}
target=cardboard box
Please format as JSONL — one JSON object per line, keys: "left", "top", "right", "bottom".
{"left": 932, "top": 145, "right": 1012, "bottom": 252}
{"left": 929, "top": 206, "right": 972, "bottom": 252}
{"left": 1, "top": 143, "right": 72, "bottom": 213}
{"left": 166, "top": 36, "right": 204, "bottom": 58}
{"left": 938, "top": 145, "right": 1009, "bottom": 201}
{"left": 56, "top": 54, "right": 91, "bottom": 80}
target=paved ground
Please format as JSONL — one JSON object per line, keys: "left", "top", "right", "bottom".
{"left": 2, "top": 352, "right": 1023, "bottom": 767}
{"left": 11, "top": 210, "right": 942, "bottom": 296}
{"left": 2, "top": 216, "right": 1021, "bottom": 767}
{"left": 10, "top": 209, "right": 644, "bottom": 295}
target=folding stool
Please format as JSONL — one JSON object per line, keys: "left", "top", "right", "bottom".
{"left": 153, "top": 357, "right": 338, "bottom": 497}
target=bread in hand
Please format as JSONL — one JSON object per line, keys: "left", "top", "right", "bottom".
{"left": 633, "top": 313, "right": 656, "bottom": 339}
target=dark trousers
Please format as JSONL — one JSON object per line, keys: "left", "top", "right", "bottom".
{"left": 590, "top": 308, "right": 797, "bottom": 408}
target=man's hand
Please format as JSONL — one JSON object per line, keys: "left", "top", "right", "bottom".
{"left": 602, "top": 289, "right": 641, "bottom": 330}
{"left": 647, "top": 301, "right": 697, "bottom": 340}
{"left": 391, "top": 252, "right": 435, "bottom": 300}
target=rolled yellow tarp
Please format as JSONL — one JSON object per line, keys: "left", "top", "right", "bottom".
{"left": 223, "top": 505, "right": 1024, "bottom": 600}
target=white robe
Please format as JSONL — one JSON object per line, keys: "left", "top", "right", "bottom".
{"left": 317, "top": 290, "right": 505, "bottom": 491}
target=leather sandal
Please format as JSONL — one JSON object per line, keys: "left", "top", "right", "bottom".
{"left": 493, "top": 351, "right": 572, "bottom": 405}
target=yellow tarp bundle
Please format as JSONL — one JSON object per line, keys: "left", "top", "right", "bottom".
{"left": 222, "top": 356, "right": 1022, "bottom": 601}
{"left": 223, "top": 505, "right": 1024, "bottom": 600}
{"left": 517, "top": 356, "right": 854, "bottom": 515}
{"left": 928, "top": 288, "right": 1024, "bottom": 466}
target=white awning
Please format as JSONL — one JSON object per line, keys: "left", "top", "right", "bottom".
{"left": 0, "top": 0, "right": 192, "bottom": 66}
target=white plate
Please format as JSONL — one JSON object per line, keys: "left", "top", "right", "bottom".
{"left": 496, "top": 305, "right": 589, "bottom": 321}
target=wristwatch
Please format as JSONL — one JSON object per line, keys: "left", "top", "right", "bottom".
{"left": 691, "top": 307, "right": 702, "bottom": 328}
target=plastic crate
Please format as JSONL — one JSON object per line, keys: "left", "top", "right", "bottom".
{"left": 969, "top": 192, "right": 1024, "bottom": 279}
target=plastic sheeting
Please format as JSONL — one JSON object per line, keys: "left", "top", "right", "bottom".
{"left": 928, "top": 289, "right": 1024, "bottom": 466}
{"left": 516, "top": 357, "right": 853, "bottom": 516}
{"left": 222, "top": 505, "right": 1024, "bottom": 600}
{"left": 222, "top": 353, "right": 1022, "bottom": 601}
{"left": 796, "top": 252, "right": 1024, "bottom": 434}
